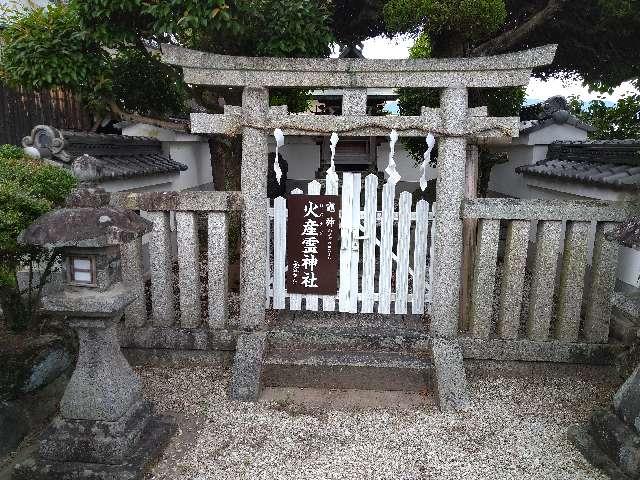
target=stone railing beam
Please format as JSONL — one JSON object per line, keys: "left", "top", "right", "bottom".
{"left": 463, "top": 198, "right": 634, "bottom": 222}
{"left": 110, "top": 191, "right": 244, "bottom": 212}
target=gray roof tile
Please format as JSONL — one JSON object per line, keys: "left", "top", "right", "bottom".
{"left": 516, "top": 140, "right": 640, "bottom": 191}
{"left": 57, "top": 131, "right": 187, "bottom": 181}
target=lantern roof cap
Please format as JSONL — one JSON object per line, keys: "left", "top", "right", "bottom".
{"left": 19, "top": 186, "right": 152, "bottom": 248}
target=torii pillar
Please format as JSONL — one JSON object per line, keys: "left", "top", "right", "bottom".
{"left": 239, "top": 87, "right": 270, "bottom": 330}
{"left": 429, "top": 88, "right": 471, "bottom": 409}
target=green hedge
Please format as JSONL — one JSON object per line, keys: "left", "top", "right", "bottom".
{"left": 0, "top": 145, "right": 76, "bottom": 330}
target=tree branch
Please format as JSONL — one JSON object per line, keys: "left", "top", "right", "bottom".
{"left": 471, "top": 0, "right": 569, "bottom": 56}
{"left": 108, "top": 102, "right": 190, "bottom": 132}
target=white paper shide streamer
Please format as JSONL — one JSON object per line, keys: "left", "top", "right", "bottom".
{"left": 273, "top": 128, "right": 285, "bottom": 184}
{"left": 385, "top": 129, "right": 401, "bottom": 185}
{"left": 326, "top": 132, "right": 339, "bottom": 185}
{"left": 420, "top": 133, "right": 435, "bottom": 191}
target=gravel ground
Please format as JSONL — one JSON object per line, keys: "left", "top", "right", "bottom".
{"left": 138, "top": 361, "right": 619, "bottom": 480}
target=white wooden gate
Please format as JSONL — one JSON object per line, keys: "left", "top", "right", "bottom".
{"left": 267, "top": 172, "right": 435, "bottom": 314}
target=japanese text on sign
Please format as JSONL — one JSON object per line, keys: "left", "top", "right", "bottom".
{"left": 286, "top": 195, "right": 340, "bottom": 294}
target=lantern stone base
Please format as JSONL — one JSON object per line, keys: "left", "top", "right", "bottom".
{"left": 569, "top": 411, "right": 640, "bottom": 480}
{"left": 569, "top": 362, "right": 640, "bottom": 479}
{"left": 13, "top": 403, "right": 175, "bottom": 480}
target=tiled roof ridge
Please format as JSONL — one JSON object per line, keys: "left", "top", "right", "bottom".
{"left": 550, "top": 139, "right": 640, "bottom": 146}
{"left": 21, "top": 125, "right": 188, "bottom": 182}
{"left": 519, "top": 113, "right": 595, "bottom": 135}
{"left": 67, "top": 152, "right": 187, "bottom": 181}
{"left": 60, "top": 130, "right": 162, "bottom": 146}
{"left": 517, "top": 157, "right": 640, "bottom": 190}
{"left": 545, "top": 141, "right": 640, "bottom": 167}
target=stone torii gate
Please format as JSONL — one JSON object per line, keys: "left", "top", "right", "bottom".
{"left": 162, "top": 44, "right": 557, "bottom": 409}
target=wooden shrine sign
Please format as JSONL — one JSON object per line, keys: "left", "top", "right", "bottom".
{"left": 286, "top": 194, "right": 340, "bottom": 294}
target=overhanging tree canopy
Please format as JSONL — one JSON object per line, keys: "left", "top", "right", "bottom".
{"left": 383, "top": 0, "right": 640, "bottom": 90}
{"left": 0, "top": 0, "right": 334, "bottom": 122}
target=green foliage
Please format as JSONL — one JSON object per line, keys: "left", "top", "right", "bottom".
{"left": 396, "top": 33, "right": 526, "bottom": 164}
{"left": 0, "top": 147, "right": 76, "bottom": 331}
{"left": 270, "top": 89, "right": 312, "bottom": 114}
{"left": 111, "top": 49, "right": 188, "bottom": 118}
{"left": 73, "top": 0, "right": 233, "bottom": 47}
{"left": 531, "top": 0, "right": 640, "bottom": 90}
{"left": 383, "top": 0, "right": 506, "bottom": 42}
{"left": 246, "top": 0, "right": 333, "bottom": 58}
{"left": 331, "top": 0, "right": 387, "bottom": 45}
{"left": 0, "top": 3, "right": 111, "bottom": 106}
{"left": 0, "top": 145, "right": 23, "bottom": 161}
{"left": 409, "top": 31, "right": 432, "bottom": 58}
{"left": 382, "top": 0, "right": 640, "bottom": 92}
{"left": 0, "top": 149, "right": 76, "bottom": 260}
{"left": 0, "top": 0, "right": 333, "bottom": 118}
{"left": 568, "top": 93, "right": 640, "bottom": 140}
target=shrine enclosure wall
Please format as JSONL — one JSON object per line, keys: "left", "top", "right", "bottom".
{"left": 105, "top": 44, "right": 635, "bottom": 366}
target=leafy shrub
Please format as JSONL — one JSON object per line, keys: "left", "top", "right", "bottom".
{"left": 0, "top": 3, "right": 111, "bottom": 111}
{"left": 111, "top": 48, "right": 188, "bottom": 118}
{"left": 0, "top": 146, "right": 76, "bottom": 331}
{"left": 568, "top": 91, "right": 640, "bottom": 140}
{"left": 383, "top": 0, "right": 506, "bottom": 41}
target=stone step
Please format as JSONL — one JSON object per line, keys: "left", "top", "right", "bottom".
{"left": 276, "top": 310, "right": 428, "bottom": 330}
{"left": 269, "top": 326, "right": 431, "bottom": 353}
{"left": 262, "top": 347, "right": 432, "bottom": 392}
{"left": 270, "top": 311, "right": 431, "bottom": 354}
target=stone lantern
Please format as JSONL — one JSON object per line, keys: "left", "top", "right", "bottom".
{"left": 14, "top": 175, "right": 175, "bottom": 479}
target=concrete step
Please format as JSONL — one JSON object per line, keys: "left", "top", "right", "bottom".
{"left": 262, "top": 347, "right": 432, "bottom": 392}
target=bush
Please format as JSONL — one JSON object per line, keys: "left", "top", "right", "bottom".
{"left": 0, "top": 146, "right": 76, "bottom": 331}
{"left": 0, "top": 3, "right": 111, "bottom": 111}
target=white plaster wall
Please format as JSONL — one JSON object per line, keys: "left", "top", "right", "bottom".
{"left": 268, "top": 137, "right": 320, "bottom": 180}
{"left": 488, "top": 145, "right": 534, "bottom": 198}
{"left": 519, "top": 123, "right": 589, "bottom": 146}
{"left": 265, "top": 135, "right": 433, "bottom": 185}
{"left": 163, "top": 141, "right": 213, "bottom": 190}
{"left": 376, "top": 143, "right": 436, "bottom": 184}
{"left": 122, "top": 123, "right": 202, "bottom": 143}
{"left": 526, "top": 178, "right": 634, "bottom": 202}
{"left": 619, "top": 248, "right": 640, "bottom": 288}
{"left": 121, "top": 122, "right": 213, "bottom": 191}
{"left": 490, "top": 123, "right": 589, "bottom": 198}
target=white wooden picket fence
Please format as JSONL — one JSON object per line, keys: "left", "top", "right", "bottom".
{"left": 266, "top": 172, "right": 435, "bottom": 314}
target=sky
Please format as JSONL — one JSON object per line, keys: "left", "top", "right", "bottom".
{"left": 339, "top": 35, "right": 638, "bottom": 105}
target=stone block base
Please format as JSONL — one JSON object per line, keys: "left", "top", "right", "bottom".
{"left": 39, "top": 401, "right": 151, "bottom": 465}
{"left": 13, "top": 414, "right": 175, "bottom": 480}
{"left": 229, "top": 332, "right": 267, "bottom": 401}
{"left": 569, "top": 409, "right": 640, "bottom": 480}
{"left": 431, "top": 338, "right": 469, "bottom": 411}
